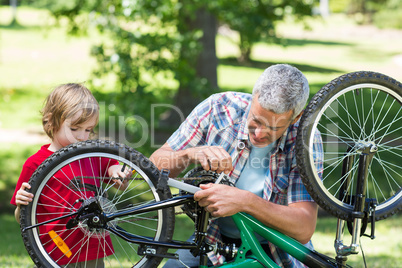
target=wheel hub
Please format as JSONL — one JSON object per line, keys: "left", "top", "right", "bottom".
{"left": 75, "top": 197, "right": 118, "bottom": 238}
{"left": 354, "top": 142, "right": 378, "bottom": 154}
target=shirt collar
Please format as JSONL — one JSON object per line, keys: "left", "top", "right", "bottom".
{"left": 237, "top": 104, "right": 250, "bottom": 142}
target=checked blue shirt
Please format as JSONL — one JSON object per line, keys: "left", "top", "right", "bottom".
{"left": 168, "top": 92, "right": 323, "bottom": 268}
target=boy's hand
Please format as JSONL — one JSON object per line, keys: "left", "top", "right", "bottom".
{"left": 16, "top": 182, "right": 34, "bottom": 206}
{"left": 108, "top": 165, "right": 130, "bottom": 190}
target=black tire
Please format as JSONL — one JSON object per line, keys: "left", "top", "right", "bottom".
{"left": 20, "top": 140, "right": 175, "bottom": 268}
{"left": 296, "top": 71, "right": 402, "bottom": 221}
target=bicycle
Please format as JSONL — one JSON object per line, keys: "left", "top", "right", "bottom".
{"left": 20, "top": 71, "right": 401, "bottom": 267}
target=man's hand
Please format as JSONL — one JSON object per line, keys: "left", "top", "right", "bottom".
{"left": 150, "top": 143, "right": 234, "bottom": 177}
{"left": 194, "top": 183, "right": 247, "bottom": 217}
{"left": 186, "top": 146, "right": 233, "bottom": 174}
{"left": 15, "top": 182, "right": 34, "bottom": 206}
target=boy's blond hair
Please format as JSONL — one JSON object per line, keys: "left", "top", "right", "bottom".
{"left": 42, "top": 83, "right": 99, "bottom": 139}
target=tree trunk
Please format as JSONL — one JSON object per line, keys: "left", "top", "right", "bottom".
{"left": 158, "top": 6, "right": 218, "bottom": 135}
{"left": 320, "top": 0, "right": 330, "bottom": 18}
{"left": 10, "top": 0, "right": 18, "bottom": 25}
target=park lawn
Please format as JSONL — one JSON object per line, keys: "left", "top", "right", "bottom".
{"left": 1, "top": 212, "right": 400, "bottom": 267}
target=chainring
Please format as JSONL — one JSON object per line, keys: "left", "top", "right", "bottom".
{"left": 180, "top": 167, "right": 233, "bottom": 221}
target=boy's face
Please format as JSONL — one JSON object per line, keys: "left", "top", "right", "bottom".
{"left": 51, "top": 111, "right": 97, "bottom": 151}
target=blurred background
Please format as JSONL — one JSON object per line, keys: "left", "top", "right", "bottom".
{"left": 0, "top": 0, "right": 401, "bottom": 266}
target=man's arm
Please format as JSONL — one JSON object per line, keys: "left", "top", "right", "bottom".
{"left": 194, "top": 183, "right": 317, "bottom": 244}
{"left": 150, "top": 142, "right": 233, "bottom": 177}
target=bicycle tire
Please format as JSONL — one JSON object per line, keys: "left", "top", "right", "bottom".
{"left": 20, "top": 140, "right": 175, "bottom": 268}
{"left": 296, "top": 71, "right": 402, "bottom": 222}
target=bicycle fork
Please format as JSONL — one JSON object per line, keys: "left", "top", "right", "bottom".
{"left": 334, "top": 144, "right": 377, "bottom": 266}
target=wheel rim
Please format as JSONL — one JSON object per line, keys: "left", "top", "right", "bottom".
{"left": 308, "top": 83, "right": 402, "bottom": 214}
{"left": 30, "top": 152, "right": 163, "bottom": 267}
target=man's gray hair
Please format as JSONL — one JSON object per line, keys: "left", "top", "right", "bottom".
{"left": 252, "top": 64, "right": 309, "bottom": 120}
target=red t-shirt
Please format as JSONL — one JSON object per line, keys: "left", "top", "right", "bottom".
{"left": 11, "top": 144, "right": 117, "bottom": 265}
{"left": 11, "top": 144, "right": 53, "bottom": 206}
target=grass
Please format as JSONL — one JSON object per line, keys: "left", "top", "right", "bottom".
{"left": 0, "top": 214, "right": 35, "bottom": 267}
{"left": 0, "top": 5, "right": 401, "bottom": 268}
{"left": 1, "top": 212, "right": 400, "bottom": 267}
{"left": 312, "top": 215, "right": 402, "bottom": 267}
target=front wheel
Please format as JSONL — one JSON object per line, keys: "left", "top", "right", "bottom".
{"left": 296, "top": 71, "right": 402, "bottom": 221}
{"left": 20, "top": 140, "right": 175, "bottom": 268}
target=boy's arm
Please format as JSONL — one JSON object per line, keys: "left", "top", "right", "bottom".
{"left": 15, "top": 206, "right": 21, "bottom": 223}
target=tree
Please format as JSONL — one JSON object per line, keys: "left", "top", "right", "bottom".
{"left": 213, "top": 0, "right": 313, "bottom": 62}
{"left": 44, "top": 0, "right": 313, "bottom": 152}
{"left": 10, "top": 0, "right": 18, "bottom": 25}
{"left": 44, "top": 0, "right": 218, "bottom": 150}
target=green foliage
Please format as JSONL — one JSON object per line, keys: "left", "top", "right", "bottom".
{"left": 329, "top": 0, "right": 349, "bottom": 13}
{"left": 373, "top": 0, "right": 402, "bottom": 29}
{"left": 38, "top": 0, "right": 217, "bottom": 152}
{"left": 0, "top": 144, "right": 39, "bottom": 213}
{"left": 213, "top": 0, "right": 313, "bottom": 61}
{"left": 34, "top": 0, "right": 317, "bottom": 152}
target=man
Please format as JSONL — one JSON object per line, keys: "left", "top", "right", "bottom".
{"left": 150, "top": 64, "right": 323, "bottom": 267}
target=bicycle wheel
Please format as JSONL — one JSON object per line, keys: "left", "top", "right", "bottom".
{"left": 20, "top": 140, "right": 175, "bottom": 268}
{"left": 296, "top": 71, "right": 402, "bottom": 221}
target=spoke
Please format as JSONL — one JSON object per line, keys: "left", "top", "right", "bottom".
{"left": 41, "top": 184, "right": 76, "bottom": 211}
{"left": 330, "top": 98, "right": 360, "bottom": 140}
{"left": 379, "top": 143, "right": 402, "bottom": 152}
{"left": 332, "top": 161, "right": 359, "bottom": 200}
{"left": 68, "top": 162, "right": 86, "bottom": 201}
{"left": 374, "top": 157, "right": 402, "bottom": 174}
{"left": 105, "top": 231, "right": 134, "bottom": 266}
{"left": 374, "top": 121, "right": 402, "bottom": 145}
{"left": 375, "top": 124, "right": 402, "bottom": 146}
{"left": 323, "top": 155, "right": 354, "bottom": 186}
{"left": 372, "top": 155, "right": 398, "bottom": 200}
{"left": 373, "top": 103, "right": 401, "bottom": 144}
{"left": 368, "top": 91, "right": 389, "bottom": 141}
{"left": 359, "top": 88, "right": 366, "bottom": 141}
{"left": 118, "top": 219, "right": 157, "bottom": 232}
{"left": 321, "top": 111, "right": 356, "bottom": 144}
{"left": 342, "top": 93, "right": 358, "bottom": 141}
{"left": 352, "top": 90, "right": 363, "bottom": 136}
{"left": 109, "top": 186, "right": 153, "bottom": 209}
{"left": 110, "top": 172, "right": 144, "bottom": 206}
{"left": 367, "top": 168, "right": 385, "bottom": 202}
{"left": 378, "top": 145, "right": 402, "bottom": 159}
{"left": 119, "top": 213, "right": 159, "bottom": 223}
{"left": 319, "top": 131, "right": 355, "bottom": 145}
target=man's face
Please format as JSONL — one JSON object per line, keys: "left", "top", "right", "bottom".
{"left": 247, "top": 96, "right": 296, "bottom": 147}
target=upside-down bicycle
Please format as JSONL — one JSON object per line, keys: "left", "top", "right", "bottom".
{"left": 20, "top": 71, "right": 401, "bottom": 267}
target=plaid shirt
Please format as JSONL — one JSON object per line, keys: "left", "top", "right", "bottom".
{"left": 168, "top": 92, "right": 323, "bottom": 268}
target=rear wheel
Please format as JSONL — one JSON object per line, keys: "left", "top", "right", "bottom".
{"left": 296, "top": 71, "right": 402, "bottom": 221}
{"left": 20, "top": 140, "right": 175, "bottom": 268}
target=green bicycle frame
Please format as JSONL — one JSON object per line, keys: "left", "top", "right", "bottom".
{"left": 200, "top": 212, "right": 332, "bottom": 268}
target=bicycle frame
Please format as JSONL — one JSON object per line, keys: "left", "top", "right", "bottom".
{"left": 98, "top": 177, "right": 335, "bottom": 268}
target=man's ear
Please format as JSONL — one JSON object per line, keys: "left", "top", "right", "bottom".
{"left": 291, "top": 111, "right": 303, "bottom": 124}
